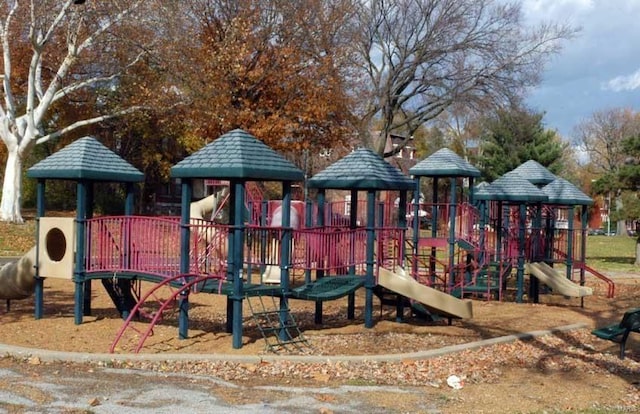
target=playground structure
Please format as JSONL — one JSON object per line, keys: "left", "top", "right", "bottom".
{"left": 0, "top": 130, "right": 616, "bottom": 352}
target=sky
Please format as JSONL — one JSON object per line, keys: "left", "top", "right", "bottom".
{"left": 522, "top": 0, "right": 640, "bottom": 139}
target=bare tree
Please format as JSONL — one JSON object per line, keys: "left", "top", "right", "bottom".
{"left": 351, "top": 0, "right": 577, "bottom": 155}
{"left": 573, "top": 107, "right": 640, "bottom": 175}
{"left": 0, "top": 0, "right": 156, "bottom": 223}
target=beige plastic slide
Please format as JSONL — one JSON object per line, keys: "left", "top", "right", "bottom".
{"left": 0, "top": 247, "right": 37, "bottom": 300}
{"left": 378, "top": 267, "right": 473, "bottom": 319}
{"left": 526, "top": 261, "right": 593, "bottom": 297}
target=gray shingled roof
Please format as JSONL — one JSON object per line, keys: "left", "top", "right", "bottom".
{"left": 409, "top": 148, "right": 481, "bottom": 177}
{"left": 510, "top": 160, "right": 557, "bottom": 185}
{"left": 475, "top": 171, "right": 548, "bottom": 202}
{"left": 170, "top": 129, "right": 304, "bottom": 181}
{"left": 26, "top": 136, "right": 144, "bottom": 182}
{"left": 542, "top": 178, "right": 593, "bottom": 206}
{"left": 308, "top": 148, "right": 414, "bottom": 190}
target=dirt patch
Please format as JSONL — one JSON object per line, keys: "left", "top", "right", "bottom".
{"left": 1, "top": 273, "right": 639, "bottom": 413}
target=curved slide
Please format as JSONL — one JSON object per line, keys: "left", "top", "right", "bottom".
{"left": 526, "top": 262, "right": 593, "bottom": 298}
{"left": 0, "top": 247, "right": 37, "bottom": 300}
{"left": 378, "top": 267, "right": 473, "bottom": 319}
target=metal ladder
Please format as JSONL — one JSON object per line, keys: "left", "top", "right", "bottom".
{"left": 246, "top": 293, "right": 310, "bottom": 353}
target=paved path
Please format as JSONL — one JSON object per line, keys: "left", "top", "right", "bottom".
{"left": 0, "top": 324, "right": 585, "bottom": 413}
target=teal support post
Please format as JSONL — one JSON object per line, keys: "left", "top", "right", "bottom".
{"left": 411, "top": 178, "right": 421, "bottom": 281}
{"left": 496, "top": 201, "right": 503, "bottom": 265}
{"left": 73, "top": 181, "right": 87, "bottom": 325}
{"left": 364, "top": 190, "right": 376, "bottom": 328}
{"left": 304, "top": 200, "right": 313, "bottom": 284}
{"left": 566, "top": 206, "right": 575, "bottom": 280}
{"left": 278, "top": 182, "right": 292, "bottom": 341}
{"left": 178, "top": 181, "right": 192, "bottom": 339}
{"left": 225, "top": 184, "right": 237, "bottom": 333}
{"left": 314, "top": 190, "right": 325, "bottom": 325}
{"left": 516, "top": 203, "right": 526, "bottom": 303}
{"left": 232, "top": 181, "right": 245, "bottom": 349}
{"left": 83, "top": 183, "right": 94, "bottom": 316}
{"left": 34, "top": 180, "right": 45, "bottom": 320}
{"left": 396, "top": 190, "right": 408, "bottom": 322}
{"left": 530, "top": 203, "right": 542, "bottom": 302}
{"left": 447, "top": 178, "right": 457, "bottom": 291}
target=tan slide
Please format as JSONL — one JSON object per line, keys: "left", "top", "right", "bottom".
{"left": 378, "top": 267, "right": 473, "bottom": 319}
{"left": 526, "top": 262, "right": 593, "bottom": 297}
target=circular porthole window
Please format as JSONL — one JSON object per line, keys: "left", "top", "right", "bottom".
{"left": 46, "top": 228, "right": 67, "bottom": 262}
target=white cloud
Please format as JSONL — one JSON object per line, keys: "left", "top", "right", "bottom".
{"left": 602, "top": 69, "right": 640, "bottom": 92}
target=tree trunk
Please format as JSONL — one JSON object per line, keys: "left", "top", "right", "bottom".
{"left": 0, "top": 149, "right": 25, "bottom": 223}
{"left": 635, "top": 238, "right": 640, "bottom": 266}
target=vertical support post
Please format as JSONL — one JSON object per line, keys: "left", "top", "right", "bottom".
{"left": 314, "top": 190, "right": 325, "bottom": 324}
{"left": 83, "top": 182, "right": 94, "bottom": 316}
{"left": 178, "top": 181, "right": 192, "bottom": 339}
{"left": 566, "top": 206, "right": 575, "bottom": 280}
{"left": 278, "top": 181, "right": 292, "bottom": 341}
{"left": 447, "top": 178, "right": 457, "bottom": 291}
{"left": 74, "top": 180, "right": 87, "bottom": 325}
{"left": 34, "top": 180, "right": 45, "bottom": 320}
{"left": 516, "top": 203, "right": 526, "bottom": 303}
{"left": 231, "top": 181, "right": 245, "bottom": 349}
{"left": 411, "top": 177, "right": 421, "bottom": 281}
{"left": 364, "top": 190, "right": 376, "bottom": 328}
{"left": 225, "top": 184, "right": 236, "bottom": 333}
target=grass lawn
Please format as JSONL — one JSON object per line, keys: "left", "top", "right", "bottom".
{"left": 585, "top": 234, "right": 638, "bottom": 273}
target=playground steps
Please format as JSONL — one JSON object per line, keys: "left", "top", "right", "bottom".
{"left": 246, "top": 294, "right": 310, "bottom": 353}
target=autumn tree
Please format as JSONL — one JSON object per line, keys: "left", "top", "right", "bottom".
{"left": 351, "top": 0, "right": 576, "bottom": 156}
{"left": 0, "top": 0, "right": 164, "bottom": 222}
{"left": 157, "top": 0, "right": 357, "bottom": 171}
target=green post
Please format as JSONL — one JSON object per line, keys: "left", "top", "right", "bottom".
{"left": 232, "top": 181, "right": 245, "bottom": 349}
{"left": 178, "top": 181, "right": 192, "bottom": 339}
{"left": 74, "top": 180, "right": 87, "bottom": 325}
{"left": 278, "top": 181, "right": 292, "bottom": 341}
{"left": 448, "top": 178, "right": 457, "bottom": 291}
{"left": 34, "top": 180, "right": 45, "bottom": 320}
{"left": 364, "top": 190, "right": 376, "bottom": 328}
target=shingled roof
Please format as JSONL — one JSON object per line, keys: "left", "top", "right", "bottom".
{"left": 510, "top": 160, "right": 557, "bottom": 186}
{"left": 542, "top": 178, "right": 593, "bottom": 206}
{"left": 409, "top": 148, "right": 481, "bottom": 177}
{"left": 475, "top": 171, "right": 548, "bottom": 203}
{"left": 26, "top": 136, "right": 143, "bottom": 182}
{"left": 170, "top": 129, "right": 303, "bottom": 181}
{"left": 308, "top": 148, "right": 414, "bottom": 190}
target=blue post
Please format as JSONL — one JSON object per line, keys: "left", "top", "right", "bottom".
{"left": 447, "top": 178, "right": 457, "bottom": 291}
{"left": 232, "top": 181, "right": 245, "bottom": 349}
{"left": 364, "top": 190, "right": 376, "bottom": 328}
{"left": 83, "top": 182, "right": 94, "bottom": 316}
{"left": 411, "top": 178, "right": 421, "bottom": 280}
{"left": 314, "top": 190, "right": 325, "bottom": 324}
{"left": 516, "top": 203, "right": 526, "bottom": 303}
{"left": 397, "top": 191, "right": 407, "bottom": 322}
{"left": 34, "top": 180, "right": 45, "bottom": 320}
{"left": 74, "top": 181, "right": 87, "bottom": 325}
{"left": 278, "top": 182, "right": 292, "bottom": 341}
{"left": 178, "top": 181, "right": 192, "bottom": 339}
{"left": 566, "top": 206, "right": 575, "bottom": 280}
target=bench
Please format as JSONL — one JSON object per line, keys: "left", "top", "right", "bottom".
{"left": 591, "top": 308, "right": 640, "bottom": 359}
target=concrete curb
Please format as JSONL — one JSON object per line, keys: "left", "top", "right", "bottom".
{"left": 0, "top": 323, "right": 588, "bottom": 364}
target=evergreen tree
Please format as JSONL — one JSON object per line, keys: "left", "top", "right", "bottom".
{"left": 477, "top": 106, "right": 566, "bottom": 181}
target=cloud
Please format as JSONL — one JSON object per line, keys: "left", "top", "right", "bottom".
{"left": 602, "top": 69, "right": 640, "bottom": 92}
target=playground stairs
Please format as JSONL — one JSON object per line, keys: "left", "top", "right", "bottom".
{"left": 246, "top": 293, "right": 311, "bottom": 353}
{"left": 101, "top": 278, "right": 138, "bottom": 319}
